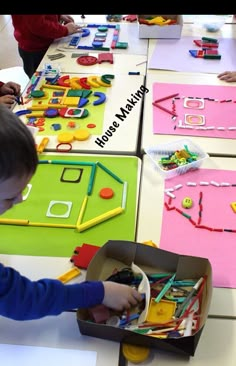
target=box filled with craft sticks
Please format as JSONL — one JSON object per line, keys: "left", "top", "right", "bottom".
{"left": 138, "top": 15, "right": 183, "bottom": 39}
{"left": 77, "top": 240, "right": 212, "bottom": 357}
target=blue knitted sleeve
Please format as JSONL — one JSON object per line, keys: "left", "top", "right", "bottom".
{"left": 0, "top": 263, "right": 104, "bottom": 320}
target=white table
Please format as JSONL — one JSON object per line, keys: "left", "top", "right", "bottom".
{"left": 136, "top": 155, "right": 236, "bottom": 318}
{"left": 41, "top": 51, "right": 147, "bottom": 76}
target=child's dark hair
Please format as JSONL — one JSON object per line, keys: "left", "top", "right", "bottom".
{"left": 0, "top": 105, "right": 38, "bottom": 180}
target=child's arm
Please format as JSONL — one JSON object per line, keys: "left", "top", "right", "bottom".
{"left": 0, "top": 263, "right": 142, "bottom": 320}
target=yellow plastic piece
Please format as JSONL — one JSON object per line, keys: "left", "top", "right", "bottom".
{"left": 231, "top": 202, "right": 236, "bottom": 213}
{"left": 26, "top": 111, "right": 45, "bottom": 118}
{"left": 146, "top": 299, "right": 176, "bottom": 324}
{"left": 122, "top": 343, "right": 150, "bottom": 364}
{"left": 73, "top": 129, "right": 90, "bottom": 141}
{"left": 37, "top": 137, "right": 49, "bottom": 153}
{"left": 76, "top": 195, "right": 88, "bottom": 226}
{"left": 57, "top": 132, "right": 74, "bottom": 143}
{"left": 57, "top": 267, "right": 81, "bottom": 284}
{"left": 42, "top": 83, "right": 68, "bottom": 91}
{"left": 77, "top": 207, "right": 123, "bottom": 232}
{"left": 30, "top": 104, "right": 67, "bottom": 110}
{"left": 142, "top": 240, "right": 158, "bottom": 248}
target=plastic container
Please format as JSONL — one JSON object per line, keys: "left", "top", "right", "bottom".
{"left": 195, "top": 15, "right": 226, "bottom": 32}
{"left": 144, "top": 138, "right": 209, "bottom": 180}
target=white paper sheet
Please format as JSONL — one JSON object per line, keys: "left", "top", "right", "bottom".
{"left": 0, "top": 343, "right": 97, "bottom": 366}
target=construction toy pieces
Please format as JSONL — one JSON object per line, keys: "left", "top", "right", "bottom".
{"left": 138, "top": 16, "right": 177, "bottom": 26}
{"left": 158, "top": 146, "right": 199, "bottom": 171}
{"left": 190, "top": 37, "right": 221, "bottom": 59}
{"left": 76, "top": 53, "right": 114, "bottom": 66}
{"left": 106, "top": 14, "right": 123, "bottom": 22}
{"left": 20, "top": 71, "right": 115, "bottom": 138}
{"left": 84, "top": 264, "right": 205, "bottom": 341}
{"left": 67, "top": 23, "right": 128, "bottom": 51}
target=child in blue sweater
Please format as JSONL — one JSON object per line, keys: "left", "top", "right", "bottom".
{"left": 0, "top": 104, "right": 142, "bottom": 320}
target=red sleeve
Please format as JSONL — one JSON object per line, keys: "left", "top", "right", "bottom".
{"left": 16, "top": 15, "right": 68, "bottom": 39}
{"left": 0, "top": 81, "right": 4, "bottom": 87}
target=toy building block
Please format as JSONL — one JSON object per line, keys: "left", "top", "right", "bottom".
{"left": 57, "top": 267, "right": 81, "bottom": 283}
{"left": 97, "top": 52, "right": 114, "bottom": 64}
{"left": 123, "top": 15, "right": 137, "bottom": 22}
{"left": 70, "top": 243, "right": 100, "bottom": 269}
{"left": 88, "top": 304, "right": 110, "bottom": 323}
{"left": 69, "top": 36, "right": 81, "bottom": 47}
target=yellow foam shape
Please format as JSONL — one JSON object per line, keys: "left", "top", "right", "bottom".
{"left": 148, "top": 16, "right": 171, "bottom": 25}
{"left": 96, "top": 77, "right": 111, "bottom": 87}
{"left": 70, "top": 77, "right": 82, "bottom": 89}
{"left": 62, "top": 96, "right": 80, "bottom": 106}
{"left": 57, "top": 132, "right": 74, "bottom": 143}
{"left": 77, "top": 207, "right": 123, "bottom": 232}
{"left": 73, "top": 129, "right": 90, "bottom": 141}
{"left": 87, "top": 76, "right": 101, "bottom": 88}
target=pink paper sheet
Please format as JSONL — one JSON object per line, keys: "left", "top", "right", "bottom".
{"left": 153, "top": 82, "right": 236, "bottom": 139}
{"left": 160, "top": 168, "right": 236, "bottom": 288}
{"left": 148, "top": 37, "right": 236, "bottom": 73}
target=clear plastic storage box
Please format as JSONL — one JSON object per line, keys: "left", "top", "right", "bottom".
{"left": 145, "top": 138, "right": 209, "bottom": 180}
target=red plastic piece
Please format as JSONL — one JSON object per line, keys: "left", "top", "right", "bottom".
{"left": 70, "top": 243, "right": 100, "bottom": 269}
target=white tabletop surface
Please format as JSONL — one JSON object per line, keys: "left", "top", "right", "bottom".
{"left": 136, "top": 155, "right": 236, "bottom": 318}
{"left": 15, "top": 74, "right": 145, "bottom": 155}
{"left": 141, "top": 70, "right": 236, "bottom": 156}
{"left": 41, "top": 51, "right": 147, "bottom": 76}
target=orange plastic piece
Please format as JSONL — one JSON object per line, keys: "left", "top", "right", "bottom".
{"left": 99, "top": 187, "right": 114, "bottom": 199}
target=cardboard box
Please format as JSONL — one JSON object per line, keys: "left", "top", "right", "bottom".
{"left": 77, "top": 240, "right": 212, "bottom": 357}
{"left": 138, "top": 15, "right": 183, "bottom": 39}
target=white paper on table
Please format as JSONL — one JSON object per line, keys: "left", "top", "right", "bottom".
{"left": 0, "top": 343, "right": 97, "bottom": 366}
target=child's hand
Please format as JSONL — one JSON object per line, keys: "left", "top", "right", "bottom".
{"left": 66, "top": 22, "right": 82, "bottom": 35}
{"left": 218, "top": 71, "right": 236, "bottom": 82}
{"left": 102, "top": 281, "right": 143, "bottom": 311}
{"left": 0, "top": 95, "right": 16, "bottom": 108}
{"left": 1, "top": 82, "right": 21, "bottom": 96}
{"left": 60, "top": 15, "right": 75, "bottom": 24}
